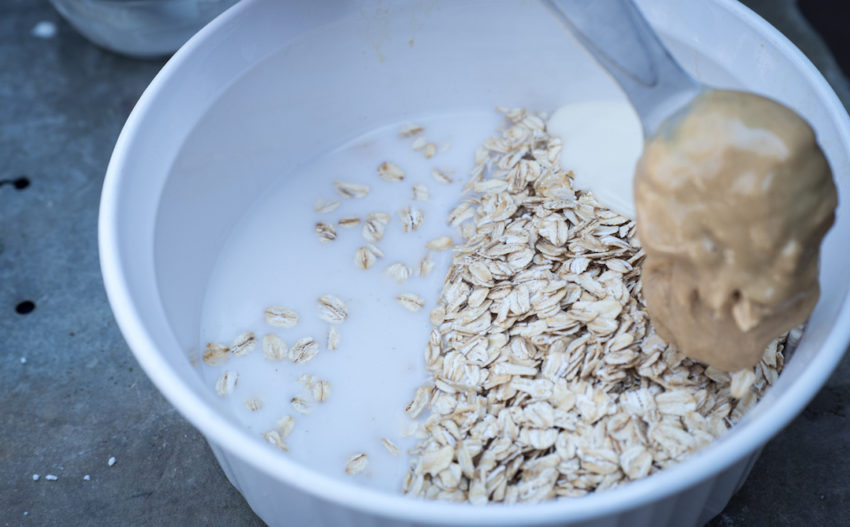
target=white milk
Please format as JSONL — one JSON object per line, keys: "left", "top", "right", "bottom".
{"left": 547, "top": 100, "right": 644, "bottom": 219}
{"left": 198, "top": 111, "right": 501, "bottom": 492}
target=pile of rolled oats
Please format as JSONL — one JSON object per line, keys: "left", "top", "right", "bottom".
{"left": 402, "top": 108, "right": 786, "bottom": 503}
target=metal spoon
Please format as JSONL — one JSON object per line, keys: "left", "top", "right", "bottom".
{"left": 542, "top": 0, "right": 706, "bottom": 216}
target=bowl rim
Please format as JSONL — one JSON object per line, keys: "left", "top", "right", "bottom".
{"left": 99, "top": 0, "right": 850, "bottom": 523}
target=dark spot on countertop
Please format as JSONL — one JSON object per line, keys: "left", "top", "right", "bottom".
{"left": 0, "top": 176, "right": 31, "bottom": 190}
{"left": 15, "top": 300, "right": 36, "bottom": 314}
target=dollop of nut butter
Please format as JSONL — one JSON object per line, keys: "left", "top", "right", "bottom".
{"left": 634, "top": 90, "right": 838, "bottom": 371}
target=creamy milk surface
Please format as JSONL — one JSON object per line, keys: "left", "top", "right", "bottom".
{"left": 198, "top": 112, "right": 501, "bottom": 491}
{"left": 547, "top": 99, "right": 643, "bottom": 218}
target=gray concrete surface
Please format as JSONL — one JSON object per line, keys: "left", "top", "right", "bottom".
{"left": 0, "top": 1, "right": 847, "bottom": 526}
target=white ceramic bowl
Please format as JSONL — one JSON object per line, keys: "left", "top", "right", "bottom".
{"left": 99, "top": 1, "right": 850, "bottom": 525}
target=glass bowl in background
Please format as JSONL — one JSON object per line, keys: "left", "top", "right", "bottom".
{"left": 49, "top": 0, "right": 239, "bottom": 57}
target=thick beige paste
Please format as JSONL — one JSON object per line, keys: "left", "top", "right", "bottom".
{"left": 634, "top": 90, "right": 837, "bottom": 371}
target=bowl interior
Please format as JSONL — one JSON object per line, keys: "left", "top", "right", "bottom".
{"left": 102, "top": 0, "right": 850, "bottom": 522}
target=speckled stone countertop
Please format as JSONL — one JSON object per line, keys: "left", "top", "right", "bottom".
{"left": 1, "top": 1, "right": 848, "bottom": 525}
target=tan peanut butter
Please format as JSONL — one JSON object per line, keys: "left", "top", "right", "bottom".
{"left": 634, "top": 90, "right": 838, "bottom": 371}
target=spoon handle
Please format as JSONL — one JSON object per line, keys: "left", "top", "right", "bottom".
{"left": 543, "top": 0, "right": 703, "bottom": 136}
